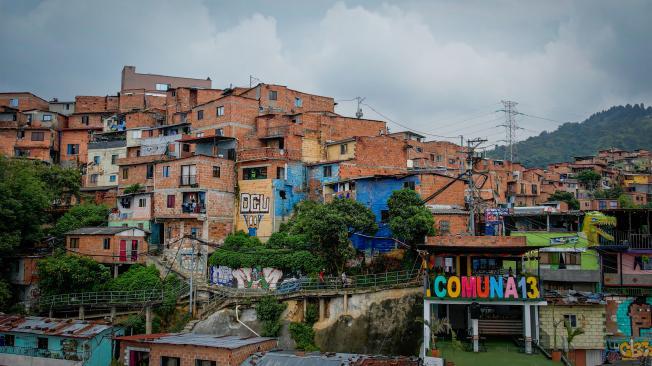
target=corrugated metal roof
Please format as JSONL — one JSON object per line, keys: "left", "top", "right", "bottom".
{"left": 117, "top": 333, "right": 275, "bottom": 349}
{"left": 64, "top": 226, "right": 142, "bottom": 235}
{"left": 246, "top": 352, "right": 365, "bottom": 366}
{"left": 0, "top": 315, "right": 112, "bottom": 339}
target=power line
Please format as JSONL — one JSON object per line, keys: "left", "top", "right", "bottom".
{"left": 497, "top": 100, "right": 522, "bottom": 162}
{"left": 361, "top": 102, "right": 461, "bottom": 139}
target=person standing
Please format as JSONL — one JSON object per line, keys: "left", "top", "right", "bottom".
{"left": 341, "top": 272, "right": 347, "bottom": 288}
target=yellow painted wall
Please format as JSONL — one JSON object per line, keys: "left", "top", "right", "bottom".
{"left": 235, "top": 179, "right": 274, "bottom": 241}
{"left": 539, "top": 305, "right": 606, "bottom": 350}
{"left": 326, "top": 141, "right": 356, "bottom": 161}
{"left": 301, "top": 138, "right": 322, "bottom": 163}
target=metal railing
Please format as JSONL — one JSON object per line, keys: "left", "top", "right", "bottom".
{"left": 36, "top": 281, "right": 189, "bottom": 309}
{"left": 603, "top": 286, "right": 652, "bottom": 297}
{"left": 601, "top": 230, "right": 652, "bottom": 248}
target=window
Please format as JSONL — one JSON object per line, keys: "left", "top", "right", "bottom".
{"left": 81, "top": 115, "right": 89, "bottom": 125}
{"left": 132, "top": 130, "right": 142, "bottom": 139}
{"left": 163, "top": 166, "right": 170, "bottom": 177}
{"left": 90, "top": 174, "right": 98, "bottom": 183}
{"left": 146, "top": 164, "right": 154, "bottom": 179}
{"left": 155, "top": 83, "right": 170, "bottom": 91}
{"left": 380, "top": 210, "right": 390, "bottom": 223}
{"left": 67, "top": 144, "right": 79, "bottom": 156}
{"left": 16, "top": 130, "right": 25, "bottom": 139}
{"left": 161, "top": 356, "right": 181, "bottom": 366}
{"left": 216, "top": 106, "right": 224, "bottom": 116}
{"left": 323, "top": 165, "right": 332, "bottom": 177}
{"left": 404, "top": 181, "right": 416, "bottom": 190}
{"left": 138, "top": 198, "right": 146, "bottom": 207}
{"left": 103, "top": 238, "right": 111, "bottom": 250}
{"left": 268, "top": 90, "right": 278, "bottom": 100}
{"left": 31, "top": 131, "right": 44, "bottom": 141}
{"left": 213, "top": 166, "right": 221, "bottom": 178}
{"left": 26, "top": 114, "right": 32, "bottom": 124}
{"left": 122, "top": 168, "right": 129, "bottom": 179}
{"left": 295, "top": 97, "right": 302, "bottom": 107}
{"left": 2, "top": 334, "right": 14, "bottom": 347}
{"left": 167, "top": 195, "right": 175, "bottom": 208}
{"left": 109, "top": 175, "right": 116, "bottom": 182}
{"left": 437, "top": 155, "right": 443, "bottom": 162}
{"left": 416, "top": 147, "right": 423, "bottom": 153}
{"left": 243, "top": 167, "right": 267, "bottom": 180}
{"left": 340, "top": 144, "right": 348, "bottom": 155}
{"left": 439, "top": 220, "right": 450, "bottom": 234}
{"left": 563, "top": 314, "right": 577, "bottom": 328}
{"left": 196, "top": 132, "right": 204, "bottom": 138}
{"left": 65, "top": 104, "right": 70, "bottom": 110}
{"left": 182, "top": 144, "right": 190, "bottom": 152}
{"left": 69, "top": 238, "right": 79, "bottom": 249}
{"left": 9, "top": 98, "right": 18, "bottom": 107}
{"left": 93, "top": 155, "right": 100, "bottom": 164}
{"left": 111, "top": 154, "right": 118, "bottom": 164}
{"left": 215, "top": 128, "right": 224, "bottom": 136}
{"left": 42, "top": 114, "right": 52, "bottom": 122}
{"left": 37, "top": 337, "right": 48, "bottom": 350}
{"left": 138, "top": 223, "right": 144, "bottom": 229}
{"left": 532, "top": 184, "right": 538, "bottom": 194}
{"left": 197, "top": 110, "right": 204, "bottom": 120}
{"left": 276, "top": 166, "right": 285, "bottom": 179}
{"left": 520, "top": 183, "right": 525, "bottom": 194}
{"left": 196, "top": 360, "right": 216, "bottom": 366}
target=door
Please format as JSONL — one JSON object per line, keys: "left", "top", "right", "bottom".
{"left": 131, "top": 240, "right": 138, "bottom": 262}
{"left": 119, "top": 240, "right": 127, "bottom": 262}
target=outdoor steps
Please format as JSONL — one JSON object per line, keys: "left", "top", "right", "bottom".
{"left": 182, "top": 319, "right": 199, "bottom": 333}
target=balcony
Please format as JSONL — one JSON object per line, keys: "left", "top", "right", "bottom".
{"left": 179, "top": 174, "right": 198, "bottom": 186}
{"left": 182, "top": 201, "right": 206, "bottom": 214}
{"left": 602, "top": 230, "right": 652, "bottom": 249}
{"left": 259, "top": 125, "right": 290, "bottom": 138}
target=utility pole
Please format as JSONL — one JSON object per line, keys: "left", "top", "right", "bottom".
{"left": 355, "top": 97, "right": 365, "bottom": 119}
{"left": 465, "top": 138, "right": 487, "bottom": 235}
{"left": 497, "top": 100, "right": 521, "bottom": 162}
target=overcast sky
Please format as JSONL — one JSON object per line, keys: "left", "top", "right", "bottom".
{"left": 1, "top": 0, "right": 650, "bottom": 146}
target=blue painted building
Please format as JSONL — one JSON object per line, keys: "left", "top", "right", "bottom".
{"left": 0, "top": 315, "right": 122, "bottom": 366}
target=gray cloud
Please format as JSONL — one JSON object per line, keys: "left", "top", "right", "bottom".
{"left": 0, "top": 0, "right": 650, "bottom": 146}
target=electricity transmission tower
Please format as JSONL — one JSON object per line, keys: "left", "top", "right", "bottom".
{"left": 498, "top": 100, "right": 521, "bottom": 162}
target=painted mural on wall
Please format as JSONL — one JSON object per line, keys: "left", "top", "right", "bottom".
{"left": 177, "top": 248, "right": 206, "bottom": 273}
{"left": 606, "top": 297, "right": 652, "bottom": 337}
{"left": 239, "top": 192, "right": 270, "bottom": 237}
{"left": 209, "top": 266, "right": 283, "bottom": 289}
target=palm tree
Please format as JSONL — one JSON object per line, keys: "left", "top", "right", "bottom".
{"left": 424, "top": 317, "right": 451, "bottom": 351}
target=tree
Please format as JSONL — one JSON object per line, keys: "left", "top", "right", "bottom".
{"left": 285, "top": 199, "right": 377, "bottom": 273}
{"left": 37, "top": 251, "right": 112, "bottom": 296}
{"left": 106, "top": 265, "right": 162, "bottom": 291}
{"left": 0, "top": 157, "right": 52, "bottom": 254}
{"left": 255, "top": 296, "right": 287, "bottom": 337}
{"left": 548, "top": 190, "right": 580, "bottom": 210}
{"left": 618, "top": 194, "right": 636, "bottom": 208}
{"left": 387, "top": 189, "right": 435, "bottom": 246}
{"left": 51, "top": 203, "right": 109, "bottom": 238}
{"left": 577, "top": 170, "right": 602, "bottom": 191}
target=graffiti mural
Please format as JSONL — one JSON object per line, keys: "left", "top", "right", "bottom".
{"left": 209, "top": 266, "right": 234, "bottom": 287}
{"left": 606, "top": 297, "right": 652, "bottom": 337}
{"left": 240, "top": 193, "right": 270, "bottom": 236}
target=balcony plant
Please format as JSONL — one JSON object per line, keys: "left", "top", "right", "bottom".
{"left": 424, "top": 317, "right": 451, "bottom": 357}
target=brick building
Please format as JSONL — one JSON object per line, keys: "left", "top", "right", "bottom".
{"left": 116, "top": 333, "right": 276, "bottom": 366}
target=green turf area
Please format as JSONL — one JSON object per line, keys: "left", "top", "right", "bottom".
{"left": 437, "top": 340, "right": 556, "bottom": 366}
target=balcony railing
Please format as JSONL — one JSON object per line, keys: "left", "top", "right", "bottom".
{"left": 260, "top": 126, "right": 289, "bottom": 138}
{"left": 182, "top": 202, "right": 206, "bottom": 214}
{"left": 180, "top": 175, "right": 197, "bottom": 186}
{"left": 602, "top": 230, "right": 652, "bottom": 248}
{"left": 0, "top": 345, "right": 88, "bottom": 361}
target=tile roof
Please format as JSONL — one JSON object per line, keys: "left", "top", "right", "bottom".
{"left": 64, "top": 226, "right": 143, "bottom": 235}
{"left": 116, "top": 333, "right": 275, "bottom": 349}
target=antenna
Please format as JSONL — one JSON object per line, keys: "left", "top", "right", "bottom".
{"left": 249, "top": 75, "right": 261, "bottom": 87}
{"left": 355, "top": 97, "right": 365, "bottom": 119}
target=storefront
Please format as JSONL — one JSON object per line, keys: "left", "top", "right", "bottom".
{"left": 420, "top": 237, "right": 546, "bottom": 356}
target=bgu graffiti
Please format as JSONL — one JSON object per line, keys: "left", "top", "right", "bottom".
{"left": 240, "top": 193, "right": 270, "bottom": 236}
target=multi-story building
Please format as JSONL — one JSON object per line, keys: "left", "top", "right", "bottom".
{"left": 121, "top": 65, "right": 212, "bottom": 93}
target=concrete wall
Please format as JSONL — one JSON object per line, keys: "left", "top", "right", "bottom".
{"left": 539, "top": 305, "right": 606, "bottom": 350}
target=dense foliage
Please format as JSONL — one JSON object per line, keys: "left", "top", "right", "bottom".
{"left": 548, "top": 191, "right": 580, "bottom": 210}
{"left": 51, "top": 203, "right": 109, "bottom": 238}
{"left": 255, "top": 296, "right": 287, "bottom": 337}
{"left": 289, "top": 322, "right": 319, "bottom": 351}
{"left": 388, "top": 189, "right": 435, "bottom": 246}
{"left": 283, "top": 199, "right": 377, "bottom": 272}
{"left": 37, "top": 251, "right": 112, "bottom": 296}
{"left": 577, "top": 170, "right": 602, "bottom": 191}
{"left": 209, "top": 246, "right": 323, "bottom": 274}
{"left": 489, "top": 104, "right": 652, "bottom": 167}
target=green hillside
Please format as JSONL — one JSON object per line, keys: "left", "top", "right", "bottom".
{"left": 488, "top": 104, "right": 652, "bottom": 167}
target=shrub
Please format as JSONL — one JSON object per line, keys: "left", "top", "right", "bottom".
{"left": 255, "top": 296, "right": 287, "bottom": 337}
{"left": 289, "top": 322, "right": 319, "bottom": 351}
{"left": 304, "top": 303, "right": 318, "bottom": 326}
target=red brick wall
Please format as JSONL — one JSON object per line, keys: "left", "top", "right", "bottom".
{"left": 240, "top": 84, "right": 335, "bottom": 113}
{"left": 66, "top": 234, "right": 148, "bottom": 265}
{"left": 433, "top": 213, "right": 468, "bottom": 236}
{"left": 75, "top": 96, "right": 119, "bottom": 113}
{"left": 60, "top": 130, "right": 95, "bottom": 164}
{"left": 125, "top": 111, "right": 160, "bottom": 129}
{"left": 119, "top": 90, "right": 146, "bottom": 112}
{"left": 154, "top": 156, "right": 235, "bottom": 191}
{"left": 68, "top": 114, "right": 104, "bottom": 129}
{"left": 0, "top": 129, "right": 17, "bottom": 157}
{"left": 417, "top": 174, "right": 466, "bottom": 206}
{"left": 189, "top": 95, "right": 259, "bottom": 137}
{"left": 0, "top": 93, "right": 49, "bottom": 112}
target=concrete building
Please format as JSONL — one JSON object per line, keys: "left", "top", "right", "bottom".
{"left": 0, "top": 315, "right": 122, "bottom": 366}
{"left": 115, "top": 333, "right": 276, "bottom": 366}
{"left": 48, "top": 99, "right": 75, "bottom": 116}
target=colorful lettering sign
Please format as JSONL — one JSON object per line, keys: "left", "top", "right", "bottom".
{"left": 425, "top": 275, "right": 540, "bottom": 300}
